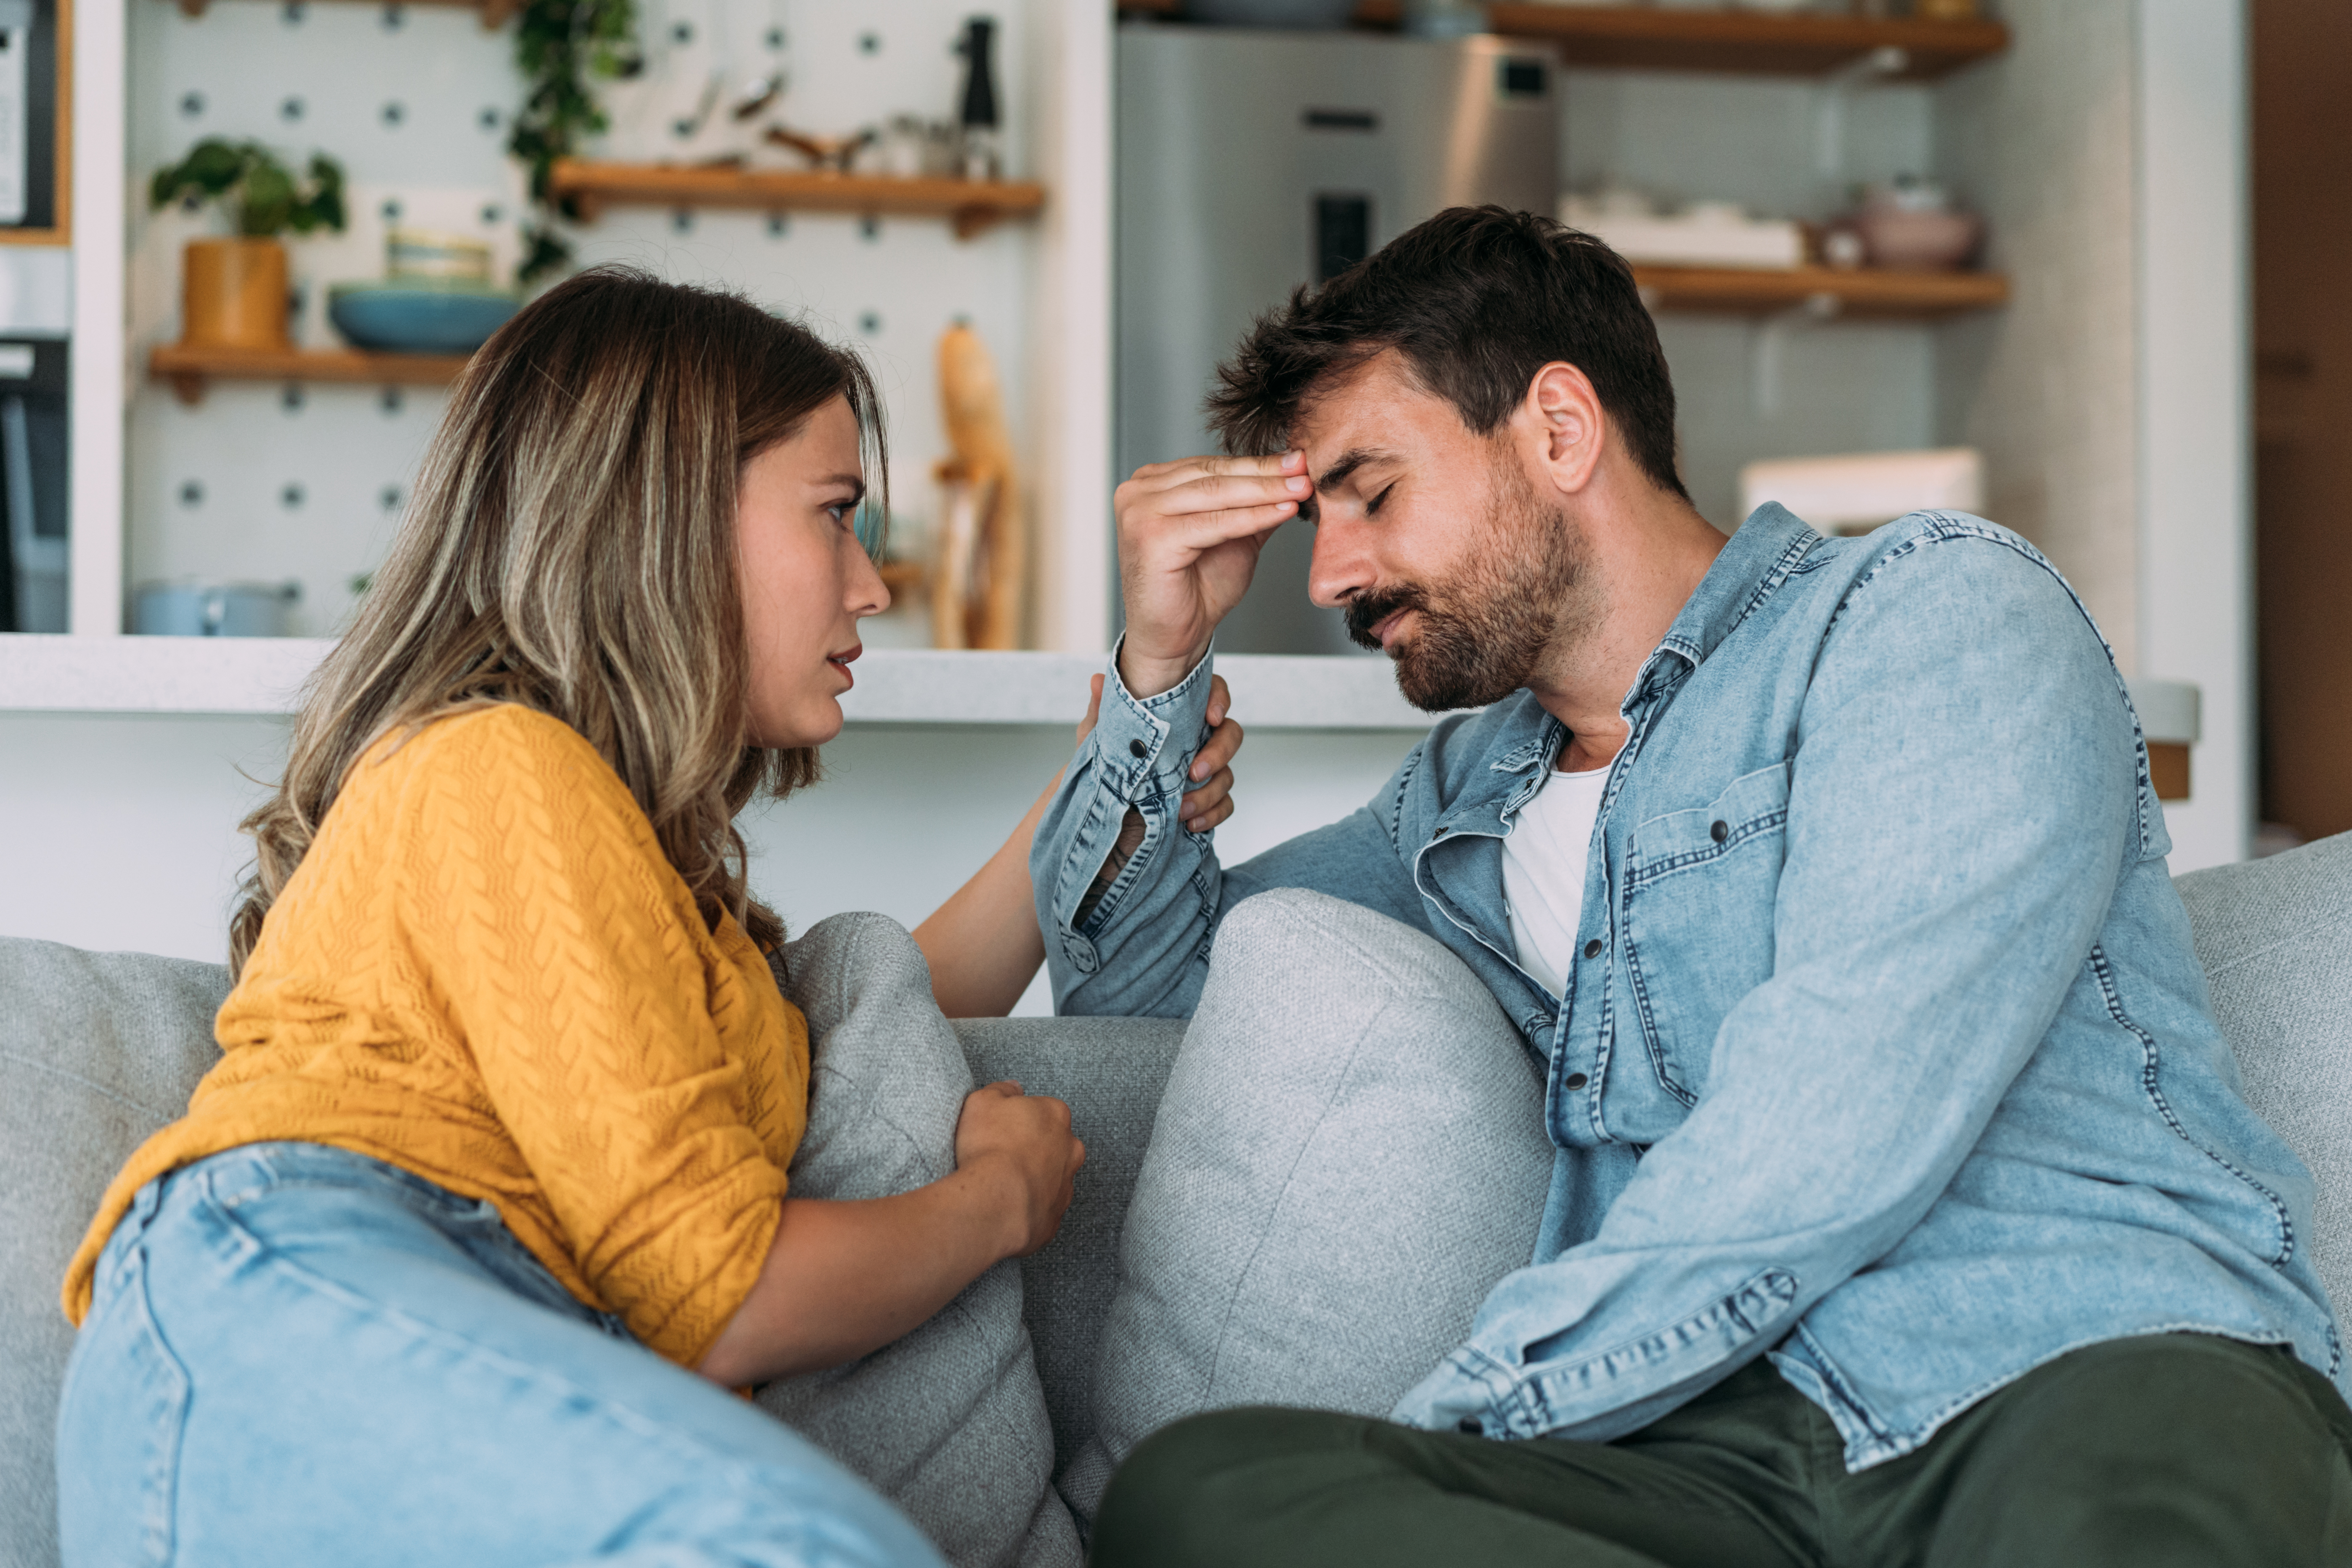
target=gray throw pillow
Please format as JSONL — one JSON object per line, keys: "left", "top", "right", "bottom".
{"left": 0, "top": 938, "right": 230, "bottom": 1568}
{"left": 2175, "top": 829, "right": 2352, "bottom": 1320}
{"left": 762, "top": 914, "right": 1079, "bottom": 1568}
{"left": 1061, "top": 888, "right": 1558, "bottom": 1520}
{"left": 953, "top": 1014, "right": 1187, "bottom": 1478}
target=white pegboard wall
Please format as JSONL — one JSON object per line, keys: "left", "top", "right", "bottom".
{"left": 126, "top": 0, "right": 1046, "bottom": 641}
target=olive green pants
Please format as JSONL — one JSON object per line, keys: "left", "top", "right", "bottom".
{"left": 1092, "top": 1335, "right": 2352, "bottom": 1568}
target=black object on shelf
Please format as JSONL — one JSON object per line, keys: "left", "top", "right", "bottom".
{"left": 956, "top": 16, "right": 1000, "bottom": 181}
{"left": 0, "top": 339, "right": 66, "bottom": 632}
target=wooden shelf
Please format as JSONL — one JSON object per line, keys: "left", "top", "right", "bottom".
{"left": 167, "top": 0, "right": 516, "bottom": 31}
{"left": 1121, "top": 3, "right": 2007, "bottom": 82}
{"left": 1631, "top": 264, "right": 2008, "bottom": 317}
{"left": 149, "top": 342, "right": 471, "bottom": 405}
{"left": 547, "top": 161, "right": 1047, "bottom": 240}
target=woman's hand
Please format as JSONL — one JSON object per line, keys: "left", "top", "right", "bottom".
{"left": 698, "top": 1084, "right": 1084, "bottom": 1386}
{"left": 955, "top": 1080, "right": 1086, "bottom": 1258}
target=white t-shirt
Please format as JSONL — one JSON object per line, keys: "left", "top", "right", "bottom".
{"left": 1502, "top": 763, "right": 1610, "bottom": 998}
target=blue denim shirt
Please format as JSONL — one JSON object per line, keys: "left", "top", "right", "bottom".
{"left": 1032, "top": 503, "right": 2345, "bottom": 1470}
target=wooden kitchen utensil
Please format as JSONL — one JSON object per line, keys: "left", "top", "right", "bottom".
{"left": 930, "top": 320, "right": 1023, "bottom": 649}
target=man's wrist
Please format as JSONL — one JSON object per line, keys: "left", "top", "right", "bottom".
{"left": 1117, "top": 638, "right": 1211, "bottom": 702}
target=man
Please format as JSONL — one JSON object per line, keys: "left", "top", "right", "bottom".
{"left": 1029, "top": 206, "right": 2352, "bottom": 1565}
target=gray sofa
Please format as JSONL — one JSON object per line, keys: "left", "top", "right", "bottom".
{"left": 6, "top": 831, "right": 2351, "bottom": 1568}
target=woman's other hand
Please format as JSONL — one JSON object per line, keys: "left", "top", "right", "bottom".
{"left": 1184, "top": 675, "right": 1242, "bottom": 834}
{"left": 702, "top": 1081, "right": 1086, "bottom": 1384}
{"left": 1071, "top": 671, "right": 1241, "bottom": 836}
{"left": 956, "top": 1080, "right": 1085, "bottom": 1258}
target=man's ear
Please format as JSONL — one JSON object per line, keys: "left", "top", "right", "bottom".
{"left": 1520, "top": 361, "right": 1607, "bottom": 499}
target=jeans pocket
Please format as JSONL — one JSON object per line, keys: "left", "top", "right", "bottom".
{"left": 56, "top": 1244, "right": 192, "bottom": 1568}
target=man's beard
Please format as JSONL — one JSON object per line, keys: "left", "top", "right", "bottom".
{"left": 1343, "top": 459, "right": 1592, "bottom": 712}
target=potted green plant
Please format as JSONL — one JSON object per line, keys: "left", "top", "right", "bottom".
{"left": 151, "top": 140, "right": 347, "bottom": 352}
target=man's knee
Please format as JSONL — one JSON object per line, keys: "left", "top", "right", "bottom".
{"left": 1941, "top": 1335, "right": 2352, "bottom": 1567}
{"left": 1092, "top": 1407, "right": 1373, "bottom": 1566}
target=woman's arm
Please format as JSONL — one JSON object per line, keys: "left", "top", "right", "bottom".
{"left": 913, "top": 673, "right": 1242, "bottom": 1018}
{"left": 696, "top": 1079, "right": 1085, "bottom": 1387}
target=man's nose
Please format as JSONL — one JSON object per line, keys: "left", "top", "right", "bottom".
{"left": 1307, "top": 519, "right": 1371, "bottom": 610}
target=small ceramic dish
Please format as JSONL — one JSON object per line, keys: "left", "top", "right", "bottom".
{"left": 328, "top": 278, "right": 521, "bottom": 355}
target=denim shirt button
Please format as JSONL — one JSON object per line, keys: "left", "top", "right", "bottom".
{"left": 1709, "top": 818, "right": 1730, "bottom": 843}
{"left": 1564, "top": 1071, "right": 1590, "bottom": 1090}
{"left": 1581, "top": 938, "right": 1602, "bottom": 959}
{"left": 1456, "top": 1417, "right": 1483, "bottom": 1435}
{"left": 1128, "top": 738, "right": 1149, "bottom": 759}
{"left": 1063, "top": 935, "right": 1098, "bottom": 974}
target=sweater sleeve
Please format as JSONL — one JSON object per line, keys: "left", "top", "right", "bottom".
{"left": 393, "top": 708, "right": 786, "bottom": 1366}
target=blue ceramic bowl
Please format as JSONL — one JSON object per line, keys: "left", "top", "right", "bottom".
{"left": 328, "top": 280, "right": 521, "bottom": 355}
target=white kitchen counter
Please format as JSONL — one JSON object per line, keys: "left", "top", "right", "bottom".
{"left": 0, "top": 635, "right": 1438, "bottom": 731}
{"left": 0, "top": 634, "right": 2204, "bottom": 743}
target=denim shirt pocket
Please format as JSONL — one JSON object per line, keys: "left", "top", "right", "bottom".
{"left": 1621, "top": 762, "right": 1792, "bottom": 1105}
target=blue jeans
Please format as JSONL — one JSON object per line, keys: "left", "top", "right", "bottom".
{"left": 55, "top": 1142, "right": 947, "bottom": 1568}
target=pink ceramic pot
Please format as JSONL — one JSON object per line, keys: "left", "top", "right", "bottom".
{"left": 1851, "top": 207, "right": 1984, "bottom": 271}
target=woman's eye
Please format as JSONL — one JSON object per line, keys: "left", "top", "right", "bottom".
{"left": 825, "top": 502, "right": 853, "bottom": 525}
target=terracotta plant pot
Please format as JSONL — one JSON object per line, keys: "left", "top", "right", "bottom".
{"left": 180, "top": 237, "right": 291, "bottom": 350}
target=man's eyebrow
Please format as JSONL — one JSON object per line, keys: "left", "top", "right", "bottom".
{"left": 1312, "top": 448, "right": 1391, "bottom": 494}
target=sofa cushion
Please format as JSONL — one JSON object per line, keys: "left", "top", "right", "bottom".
{"left": 0, "top": 938, "right": 230, "bottom": 1568}
{"left": 2176, "top": 830, "right": 2352, "bottom": 1321}
{"left": 1059, "top": 888, "right": 1559, "bottom": 1521}
{"left": 954, "top": 1014, "right": 1187, "bottom": 1480}
{"left": 759, "top": 914, "right": 1079, "bottom": 1568}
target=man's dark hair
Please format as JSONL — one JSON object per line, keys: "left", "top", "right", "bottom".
{"left": 1205, "top": 205, "right": 1688, "bottom": 500}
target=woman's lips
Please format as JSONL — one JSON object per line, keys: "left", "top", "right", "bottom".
{"left": 827, "top": 644, "right": 861, "bottom": 687}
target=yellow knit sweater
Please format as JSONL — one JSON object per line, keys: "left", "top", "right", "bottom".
{"left": 62, "top": 704, "right": 808, "bottom": 1367}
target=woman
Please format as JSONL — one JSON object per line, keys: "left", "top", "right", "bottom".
{"left": 53, "top": 269, "right": 1240, "bottom": 1567}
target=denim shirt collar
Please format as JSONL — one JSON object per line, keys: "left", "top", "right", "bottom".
{"left": 1442, "top": 502, "right": 1826, "bottom": 826}
{"left": 1629, "top": 502, "right": 1823, "bottom": 713}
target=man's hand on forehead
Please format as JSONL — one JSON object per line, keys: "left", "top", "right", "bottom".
{"left": 1111, "top": 448, "right": 1312, "bottom": 699}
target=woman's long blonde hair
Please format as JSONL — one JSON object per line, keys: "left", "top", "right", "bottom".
{"left": 228, "top": 267, "right": 886, "bottom": 977}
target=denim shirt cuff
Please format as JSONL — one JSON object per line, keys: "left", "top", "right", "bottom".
{"left": 1091, "top": 637, "right": 1216, "bottom": 807}
{"left": 1038, "top": 641, "right": 1216, "bottom": 964}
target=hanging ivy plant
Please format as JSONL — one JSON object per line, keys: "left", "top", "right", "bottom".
{"left": 509, "top": 0, "right": 641, "bottom": 285}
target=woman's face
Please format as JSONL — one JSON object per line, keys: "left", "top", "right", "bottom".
{"left": 738, "top": 395, "right": 890, "bottom": 750}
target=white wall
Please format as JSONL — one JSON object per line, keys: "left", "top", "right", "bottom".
{"left": 2134, "top": 0, "right": 2253, "bottom": 870}
{"left": 1936, "top": 0, "right": 2142, "bottom": 669}
{"left": 0, "top": 711, "right": 1419, "bottom": 1013}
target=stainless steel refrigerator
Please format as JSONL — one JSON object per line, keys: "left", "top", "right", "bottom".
{"left": 1116, "top": 24, "right": 1560, "bottom": 655}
